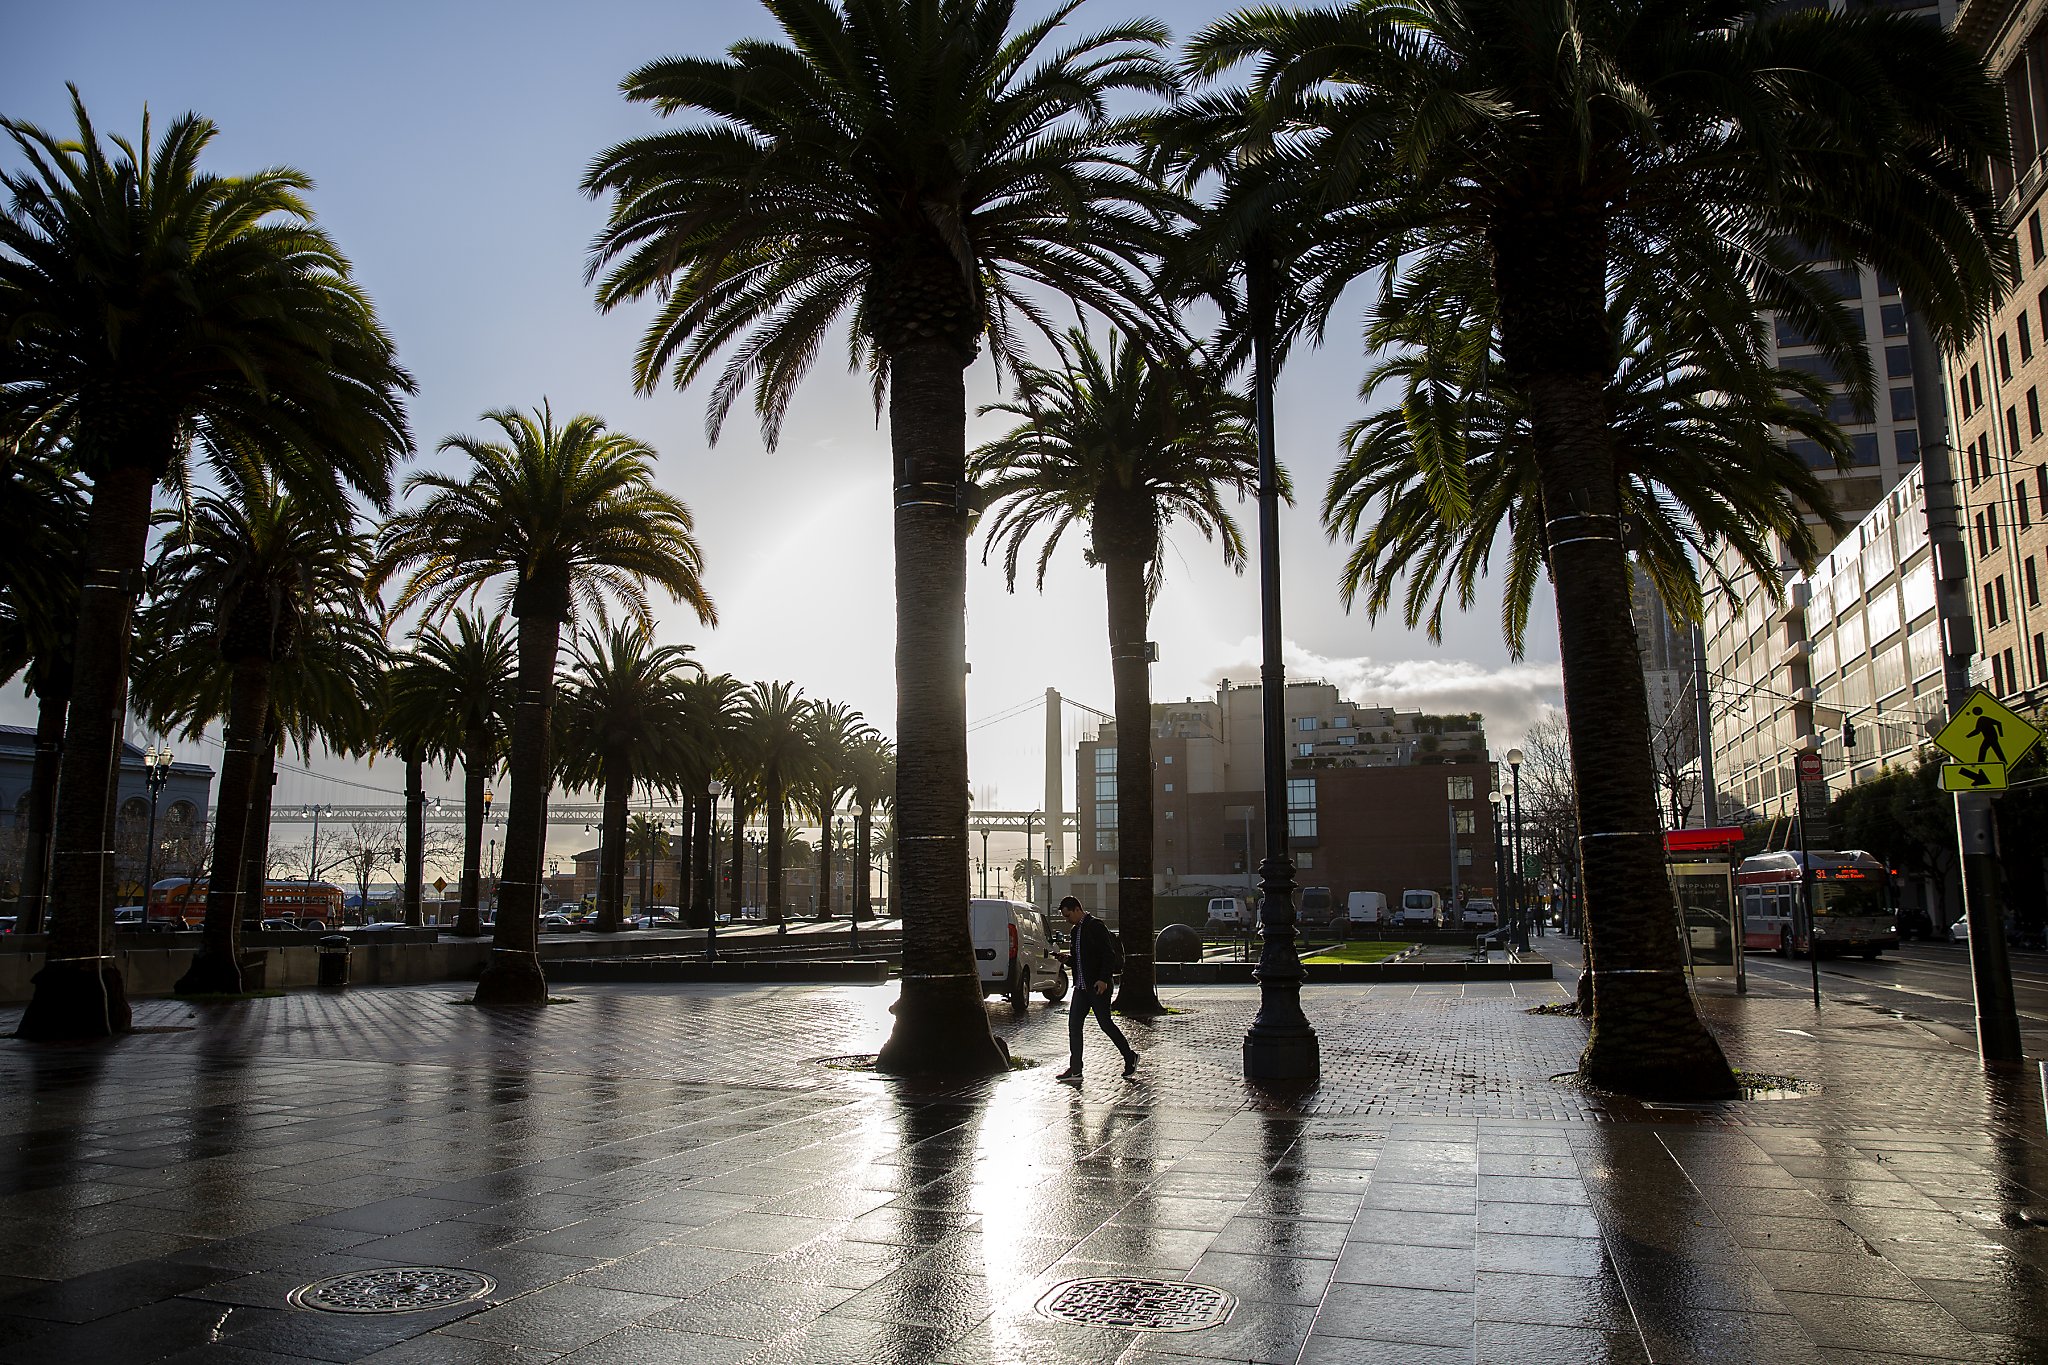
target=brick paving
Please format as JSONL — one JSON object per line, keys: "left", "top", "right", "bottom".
{"left": 0, "top": 950, "right": 2043, "bottom": 1363}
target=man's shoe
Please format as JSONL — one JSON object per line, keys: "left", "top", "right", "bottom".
{"left": 1056, "top": 1068, "right": 1082, "bottom": 1081}
{"left": 1123, "top": 1053, "right": 1139, "bottom": 1078}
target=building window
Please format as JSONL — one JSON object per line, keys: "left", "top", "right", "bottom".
{"left": 1984, "top": 581, "right": 1998, "bottom": 623}
{"left": 1096, "top": 830, "right": 1118, "bottom": 853}
{"left": 1338, "top": 735, "right": 1356, "bottom": 747}
{"left": 2029, "top": 557, "right": 2040, "bottom": 607}
{"left": 2032, "top": 388, "right": 2043, "bottom": 440}
{"left": 1095, "top": 747, "right": 1116, "bottom": 772}
{"left": 1447, "top": 776, "right": 1476, "bottom": 800}
{"left": 1999, "top": 334, "right": 2013, "bottom": 381}
{"left": 1896, "top": 429, "right": 1920, "bottom": 464}
{"left": 1297, "top": 717, "right": 1317, "bottom": 732}
{"left": 1162, "top": 782, "right": 1173, "bottom": 793}
{"left": 1331, "top": 715, "right": 1350, "bottom": 728}
{"left": 1457, "top": 848, "right": 1474, "bottom": 867}
{"left": 1972, "top": 365, "right": 1985, "bottom": 408}
{"left": 1454, "top": 809, "right": 1476, "bottom": 834}
{"left": 1890, "top": 387, "right": 1916, "bottom": 423}
{"left": 2006, "top": 648, "right": 2018, "bottom": 692}
{"left": 1993, "top": 652, "right": 2007, "bottom": 696}
{"left": 1990, "top": 504, "right": 2002, "bottom": 549}
{"left": 1297, "top": 852, "right": 1313, "bottom": 870}
{"left": 1882, "top": 302, "right": 1907, "bottom": 338}
{"left": 2008, "top": 406, "right": 2023, "bottom": 453}
{"left": 1296, "top": 742, "right": 1314, "bottom": 757}
{"left": 2034, "top": 211, "right": 2046, "bottom": 263}
{"left": 1997, "top": 576, "right": 2011, "bottom": 624}
{"left": 2023, "top": 484, "right": 2035, "bottom": 530}
{"left": 1959, "top": 375, "right": 1973, "bottom": 417}
{"left": 2036, "top": 633, "right": 2047, "bottom": 680}
{"left": 1976, "top": 513, "right": 1989, "bottom": 556}
{"left": 1286, "top": 778, "right": 1317, "bottom": 840}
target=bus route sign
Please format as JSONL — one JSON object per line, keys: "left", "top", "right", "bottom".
{"left": 1933, "top": 689, "right": 2042, "bottom": 770}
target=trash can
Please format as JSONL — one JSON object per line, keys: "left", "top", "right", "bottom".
{"left": 317, "top": 935, "right": 351, "bottom": 988}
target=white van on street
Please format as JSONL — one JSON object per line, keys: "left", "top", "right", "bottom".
{"left": 1399, "top": 889, "right": 1443, "bottom": 928}
{"left": 1205, "top": 895, "right": 1253, "bottom": 931}
{"left": 970, "top": 898, "right": 1069, "bottom": 1008}
{"left": 1346, "top": 891, "right": 1388, "bottom": 928}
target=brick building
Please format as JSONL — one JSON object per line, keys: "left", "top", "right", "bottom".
{"left": 1074, "top": 681, "right": 1499, "bottom": 911}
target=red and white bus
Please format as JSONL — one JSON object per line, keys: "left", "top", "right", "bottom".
{"left": 1735, "top": 851, "right": 1895, "bottom": 958}
{"left": 145, "top": 878, "right": 345, "bottom": 928}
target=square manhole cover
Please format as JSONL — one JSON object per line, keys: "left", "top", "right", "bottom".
{"left": 1034, "top": 1277, "right": 1236, "bottom": 1332}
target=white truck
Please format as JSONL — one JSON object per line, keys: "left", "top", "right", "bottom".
{"left": 1399, "top": 889, "right": 1444, "bottom": 928}
{"left": 1460, "top": 897, "right": 1499, "bottom": 929}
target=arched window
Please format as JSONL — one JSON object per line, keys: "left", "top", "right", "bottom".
{"left": 166, "top": 800, "right": 197, "bottom": 830}
{"left": 118, "top": 797, "right": 149, "bottom": 829}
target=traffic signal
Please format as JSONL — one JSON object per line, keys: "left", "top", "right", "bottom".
{"left": 1843, "top": 719, "right": 1857, "bottom": 750}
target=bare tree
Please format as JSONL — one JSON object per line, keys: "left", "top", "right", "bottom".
{"left": 333, "top": 821, "right": 404, "bottom": 922}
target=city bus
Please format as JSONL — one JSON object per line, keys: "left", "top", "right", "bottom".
{"left": 1735, "top": 851, "right": 1896, "bottom": 959}
{"left": 145, "top": 878, "right": 345, "bottom": 928}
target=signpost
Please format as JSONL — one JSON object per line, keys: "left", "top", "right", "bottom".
{"left": 1793, "top": 751, "right": 1825, "bottom": 1008}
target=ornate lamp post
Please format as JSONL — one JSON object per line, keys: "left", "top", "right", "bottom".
{"left": 1242, "top": 242, "right": 1319, "bottom": 1082}
{"left": 1506, "top": 748, "right": 1526, "bottom": 948}
{"left": 137, "top": 745, "right": 173, "bottom": 927}
{"left": 1488, "top": 788, "right": 1506, "bottom": 918}
{"left": 704, "top": 780, "right": 723, "bottom": 961}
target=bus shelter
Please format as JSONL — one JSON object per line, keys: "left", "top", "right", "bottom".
{"left": 1665, "top": 827, "right": 1747, "bottom": 993}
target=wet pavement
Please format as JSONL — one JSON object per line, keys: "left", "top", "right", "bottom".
{"left": 1, "top": 946, "right": 2044, "bottom": 1363}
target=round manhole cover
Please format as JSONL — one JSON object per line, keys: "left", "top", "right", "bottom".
{"left": 287, "top": 1267, "right": 495, "bottom": 1314}
{"left": 1034, "top": 1277, "right": 1236, "bottom": 1332}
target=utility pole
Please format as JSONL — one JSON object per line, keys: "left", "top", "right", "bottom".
{"left": 1910, "top": 302, "right": 2023, "bottom": 1065}
{"left": 1045, "top": 688, "right": 1064, "bottom": 882}
{"left": 1693, "top": 623, "right": 1717, "bottom": 826}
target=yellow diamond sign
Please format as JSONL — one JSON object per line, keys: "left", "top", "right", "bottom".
{"left": 1933, "top": 689, "right": 2041, "bottom": 769}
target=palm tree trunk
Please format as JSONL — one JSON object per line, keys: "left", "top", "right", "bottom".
{"left": 475, "top": 608, "right": 559, "bottom": 1005}
{"left": 1105, "top": 553, "right": 1163, "bottom": 1016}
{"left": 816, "top": 807, "right": 832, "bottom": 919}
{"left": 456, "top": 753, "right": 486, "bottom": 937}
{"left": 692, "top": 793, "right": 713, "bottom": 928}
{"left": 402, "top": 754, "right": 425, "bottom": 926}
{"left": 1497, "top": 217, "right": 1735, "bottom": 1100}
{"left": 766, "top": 797, "right": 785, "bottom": 924}
{"left": 17, "top": 675, "right": 68, "bottom": 935}
{"left": 875, "top": 340, "right": 1007, "bottom": 1076}
{"left": 596, "top": 755, "right": 629, "bottom": 933}
{"left": 19, "top": 463, "right": 156, "bottom": 1039}
{"left": 675, "top": 793, "right": 695, "bottom": 925}
{"left": 855, "top": 807, "right": 871, "bottom": 922}
{"left": 177, "top": 656, "right": 272, "bottom": 994}
{"left": 730, "top": 797, "right": 749, "bottom": 918}
{"left": 241, "top": 725, "right": 276, "bottom": 924}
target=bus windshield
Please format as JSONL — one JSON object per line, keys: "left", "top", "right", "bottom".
{"left": 1814, "top": 870, "right": 1887, "bottom": 917}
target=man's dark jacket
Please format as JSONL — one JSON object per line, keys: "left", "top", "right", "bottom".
{"left": 1071, "top": 914, "right": 1118, "bottom": 988}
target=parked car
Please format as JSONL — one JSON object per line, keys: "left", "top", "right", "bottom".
{"left": 1948, "top": 915, "right": 1970, "bottom": 942}
{"left": 258, "top": 918, "right": 300, "bottom": 932}
{"left": 632, "top": 912, "right": 683, "bottom": 929}
{"left": 350, "top": 921, "right": 411, "bottom": 932}
{"left": 1297, "top": 886, "right": 1336, "bottom": 928}
{"left": 1205, "top": 895, "right": 1254, "bottom": 932}
{"left": 1460, "top": 898, "right": 1498, "bottom": 930}
{"left": 0, "top": 917, "right": 15, "bottom": 935}
{"left": 1346, "top": 891, "right": 1387, "bottom": 930}
{"left": 1398, "top": 889, "right": 1443, "bottom": 928}
{"left": 539, "top": 913, "right": 577, "bottom": 933}
{"left": 970, "top": 898, "right": 1068, "bottom": 1008}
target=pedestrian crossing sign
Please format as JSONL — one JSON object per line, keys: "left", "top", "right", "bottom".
{"left": 1933, "top": 689, "right": 2041, "bottom": 770}
{"left": 1940, "top": 762, "right": 2008, "bottom": 792}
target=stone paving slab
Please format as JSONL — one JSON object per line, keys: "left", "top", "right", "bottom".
{"left": 1, "top": 957, "right": 2044, "bottom": 1363}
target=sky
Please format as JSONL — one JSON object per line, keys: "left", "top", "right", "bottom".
{"left": 5, "top": 0, "right": 1562, "bottom": 867}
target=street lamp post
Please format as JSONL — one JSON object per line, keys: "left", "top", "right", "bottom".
{"left": 979, "top": 827, "right": 990, "bottom": 900}
{"left": 1488, "top": 789, "right": 1506, "bottom": 924}
{"left": 1242, "top": 240, "right": 1318, "bottom": 1082}
{"left": 137, "top": 745, "right": 173, "bottom": 927}
{"left": 1506, "top": 748, "right": 1526, "bottom": 949}
{"left": 1024, "top": 811, "right": 1039, "bottom": 914}
{"left": 705, "top": 781, "right": 722, "bottom": 961}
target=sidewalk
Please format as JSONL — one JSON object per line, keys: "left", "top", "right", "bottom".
{"left": 0, "top": 956, "right": 2043, "bottom": 1363}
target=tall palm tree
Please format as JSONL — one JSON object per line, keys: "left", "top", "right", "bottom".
{"left": 800, "top": 701, "right": 874, "bottom": 919}
{"left": 1180, "top": 0, "right": 2011, "bottom": 1099}
{"left": 555, "top": 622, "right": 700, "bottom": 933}
{"left": 743, "top": 681, "right": 816, "bottom": 926}
{"left": 583, "top": 0, "right": 1176, "bottom": 1075}
{"left": 844, "top": 732, "right": 895, "bottom": 927}
{"left": 0, "top": 457, "right": 86, "bottom": 933}
{"left": 2, "top": 92, "right": 413, "bottom": 1038}
{"left": 374, "top": 405, "right": 714, "bottom": 1004}
{"left": 385, "top": 613, "right": 516, "bottom": 936}
{"left": 973, "top": 329, "right": 1261, "bottom": 1014}
{"left": 138, "top": 475, "right": 382, "bottom": 992}
{"left": 680, "top": 672, "right": 747, "bottom": 927}
{"left": 1325, "top": 279, "right": 1847, "bottom": 653}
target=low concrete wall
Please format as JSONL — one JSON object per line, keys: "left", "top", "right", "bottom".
{"left": 1157, "top": 958, "right": 1555, "bottom": 984}
{"left": 546, "top": 958, "right": 889, "bottom": 985}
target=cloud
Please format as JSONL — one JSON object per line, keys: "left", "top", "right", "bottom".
{"left": 1199, "top": 638, "right": 1564, "bottom": 749}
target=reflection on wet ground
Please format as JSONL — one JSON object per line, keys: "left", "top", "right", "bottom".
{"left": 0, "top": 970, "right": 2042, "bottom": 1363}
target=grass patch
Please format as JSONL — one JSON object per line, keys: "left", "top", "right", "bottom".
{"left": 174, "top": 990, "right": 286, "bottom": 1002}
{"left": 1526, "top": 1000, "right": 1581, "bottom": 1016}
{"left": 1300, "top": 940, "right": 1413, "bottom": 965}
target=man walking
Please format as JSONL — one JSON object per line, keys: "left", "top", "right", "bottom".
{"left": 1057, "top": 895, "right": 1137, "bottom": 1081}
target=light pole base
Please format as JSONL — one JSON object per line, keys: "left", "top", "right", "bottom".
{"left": 1243, "top": 1025, "right": 1320, "bottom": 1081}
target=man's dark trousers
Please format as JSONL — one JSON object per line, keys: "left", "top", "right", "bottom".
{"left": 1069, "top": 984, "right": 1134, "bottom": 1073}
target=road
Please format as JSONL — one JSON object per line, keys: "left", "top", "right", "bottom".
{"left": 1737, "top": 939, "right": 2048, "bottom": 1054}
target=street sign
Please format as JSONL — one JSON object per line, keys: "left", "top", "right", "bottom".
{"left": 1795, "top": 752, "right": 1823, "bottom": 783}
{"left": 433, "top": 877, "right": 447, "bottom": 893}
{"left": 653, "top": 882, "right": 666, "bottom": 899}
{"left": 1941, "top": 762, "right": 2009, "bottom": 792}
{"left": 1933, "top": 688, "right": 2042, "bottom": 769}
{"left": 1792, "top": 750, "right": 1831, "bottom": 852}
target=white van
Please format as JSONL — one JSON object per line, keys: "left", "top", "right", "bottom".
{"left": 1399, "top": 889, "right": 1443, "bottom": 928}
{"left": 1206, "top": 895, "right": 1253, "bottom": 931}
{"left": 1346, "top": 891, "right": 1388, "bottom": 927}
{"left": 1297, "top": 887, "right": 1336, "bottom": 927}
{"left": 970, "top": 898, "right": 1068, "bottom": 1008}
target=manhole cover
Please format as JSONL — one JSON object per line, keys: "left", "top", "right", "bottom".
{"left": 287, "top": 1267, "right": 494, "bottom": 1314}
{"left": 1034, "top": 1277, "right": 1236, "bottom": 1332}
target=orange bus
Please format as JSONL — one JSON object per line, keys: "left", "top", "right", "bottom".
{"left": 146, "top": 878, "right": 345, "bottom": 928}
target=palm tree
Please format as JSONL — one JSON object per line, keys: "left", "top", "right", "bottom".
{"left": 2, "top": 92, "right": 413, "bottom": 1038}
{"left": 1325, "top": 279, "right": 1847, "bottom": 654}
{"left": 844, "top": 732, "right": 895, "bottom": 929}
{"left": 743, "top": 681, "right": 816, "bottom": 926}
{"left": 680, "top": 672, "right": 747, "bottom": 926}
{"left": 626, "top": 814, "right": 673, "bottom": 916}
{"left": 554, "top": 622, "right": 700, "bottom": 933}
{"left": 1180, "top": 0, "right": 2011, "bottom": 1099}
{"left": 382, "top": 612, "right": 515, "bottom": 937}
{"left": 374, "top": 405, "right": 714, "bottom": 1004}
{"left": 800, "top": 701, "right": 874, "bottom": 920}
{"left": 0, "top": 457, "right": 86, "bottom": 933}
{"left": 137, "top": 475, "right": 382, "bottom": 992}
{"left": 582, "top": 0, "right": 1176, "bottom": 1075}
{"left": 973, "top": 329, "right": 1260, "bottom": 1014}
